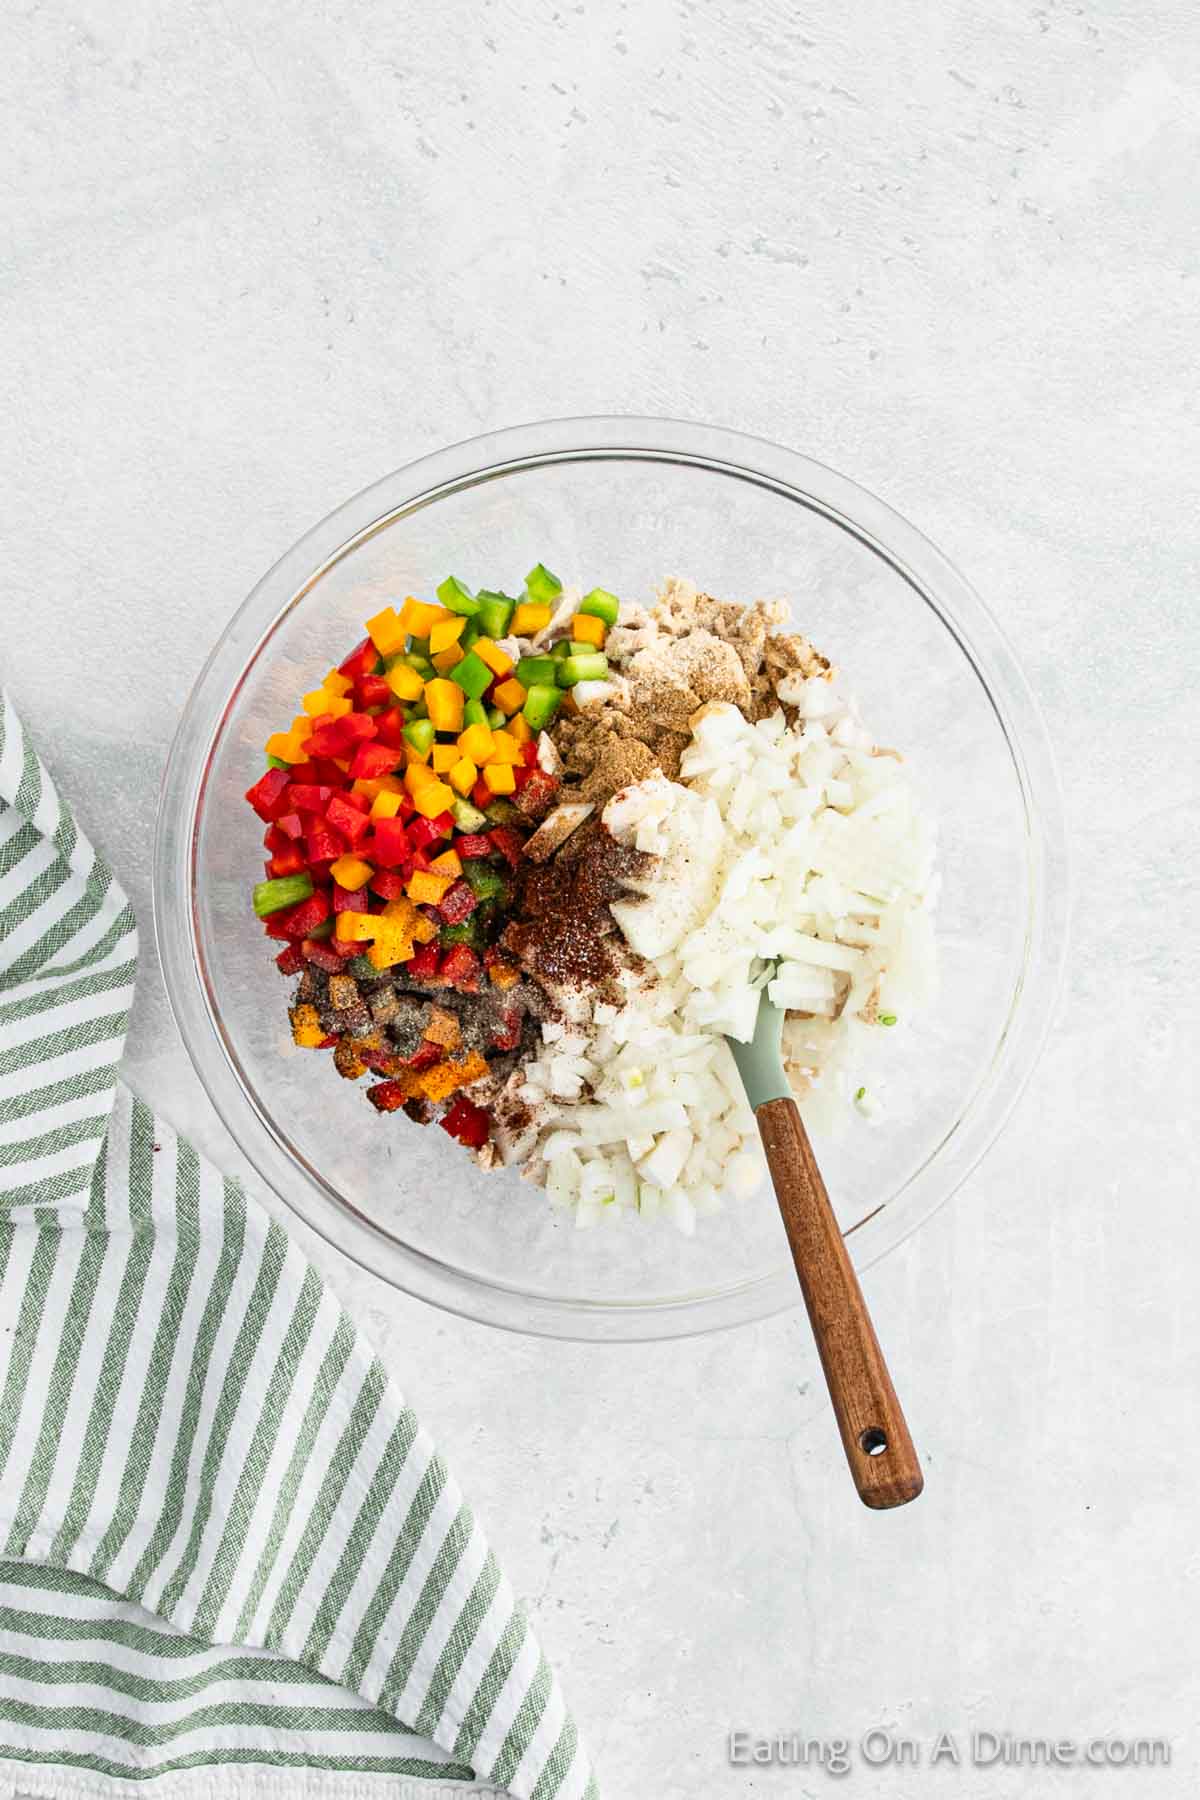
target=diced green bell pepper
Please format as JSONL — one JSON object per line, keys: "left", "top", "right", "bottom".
{"left": 522, "top": 683, "right": 563, "bottom": 730}
{"left": 307, "top": 916, "right": 336, "bottom": 940}
{"left": 557, "top": 652, "right": 608, "bottom": 687}
{"left": 579, "top": 587, "right": 619, "bottom": 625}
{"left": 484, "top": 797, "right": 520, "bottom": 824}
{"left": 461, "top": 859, "right": 506, "bottom": 901}
{"left": 550, "top": 639, "right": 572, "bottom": 660}
{"left": 476, "top": 591, "right": 516, "bottom": 639}
{"left": 449, "top": 650, "right": 493, "bottom": 700}
{"left": 524, "top": 562, "right": 563, "bottom": 606}
{"left": 253, "top": 872, "right": 314, "bottom": 917}
{"left": 486, "top": 705, "right": 506, "bottom": 730}
{"left": 436, "top": 576, "right": 480, "bottom": 617}
{"left": 265, "top": 754, "right": 290, "bottom": 770}
{"left": 460, "top": 618, "right": 480, "bottom": 649}
{"left": 440, "top": 918, "right": 483, "bottom": 950}
{"left": 516, "top": 655, "right": 557, "bottom": 686}
{"left": 463, "top": 697, "right": 489, "bottom": 728}
{"left": 451, "top": 797, "right": 489, "bottom": 832}
{"left": 345, "top": 955, "right": 377, "bottom": 982}
{"left": 404, "top": 718, "right": 436, "bottom": 755}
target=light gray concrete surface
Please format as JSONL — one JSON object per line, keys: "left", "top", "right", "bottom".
{"left": 3, "top": 2, "right": 1198, "bottom": 1794}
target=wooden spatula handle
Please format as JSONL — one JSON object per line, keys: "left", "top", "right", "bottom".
{"left": 756, "top": 1097, "right": 923, "bottom": 1509}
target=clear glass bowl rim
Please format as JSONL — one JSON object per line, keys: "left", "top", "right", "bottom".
{"left": 154, "top": 414, "right": 1069, "bottom": 1341}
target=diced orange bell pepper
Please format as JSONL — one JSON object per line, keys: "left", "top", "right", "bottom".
{"left": 367, "top": 922, "right": 415, "bottom": 969}
{"left": 398, "top": 597, "right": 448, "bottom": 638}
{"left": 511, "top": 602, "right": 552, "bottom": 636}
{"left": 323, "top": 669, "right": 353, "bottom": 697}
{"left": 457, "top": 723, "right": 495, "bottom": 764}
{"left": 429, "top": 616, "right": 466, "bottom": 654}
{"left": 329, "top": 855, "right": 373, "bottom": 891}
{"left": 386, "top": 663, "right": 424, "bottom": 702}
{"left": 472, "top": 637, "right": 513, "bottom": 678}
{"left": 428, "top": 847, "right": 462, "bottom": 877}
{"left": 290, "top": 1004, "right": 326, "bottom": 1048}
{"left": 482, "top": 762, "right": 515, "bottom": 795}
{"left": 335, "top": 912, "right": 378, "bottom": 943}
{"left": 415, "top": 1052, "right": 489, "bottom": 1102}
{"left": 506, "top": 713, "right": 533, "bottom": 746}
{"left": 424, "top": 679, "right": 464, "bottom": 733}
{"left": 404, "top": 762, "right": 437, "bottom": 795}
{"left": 412, "top": 779, "right": 456, "bottom": 818}
{"left": 351, "top": 777, "right": 383, "bottom": 799}
{"left": 431, "top": 643, "right": 465, "bottom": 674}
{"left": 366, "top": 607, "right": 408, "bottom": 657}
{"left": 491, "top": 678, "right": 527, "bottom": 717}
{"left": 569, "top": 612, "right": 606, "bottom": 647}
{"left": 448, "top": 757, "right": 477, "bottom": 795}
{"left": 423, "top": 1007, "right": 462, "bottom": 1050}
{"left": 403, "top": 741, "right": 430, "bottom": 769}
{"left": 431, "top": 743, "right": 460, "bottom": 773}
{"left": 264, "top": 729, "right": 308, "bottom": 764}
{"left": 407, "top": 870, "right": 453, "bottom": 905}
{"left": 304, "top": 689, "right": 353, "bottom": 718}
{"left": 487, "top": 730, "right": 524, "bottom": 765}
{"left": 411, "top": 912, "right": 439, "bottom": 944}
{"left": 487, "top": 959, "right": 521, "bottom": 990}
{"left": 370, "top": 789, "right": 404, "bottom": 820}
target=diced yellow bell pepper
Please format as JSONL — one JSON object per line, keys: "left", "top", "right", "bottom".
{"left": 429, "top": 616, "right": 466, "bottom": 654}
{"left": 386, "top": 662, "right": 424, "bottom": 702}
{"left": 448, "top": 756, "right": 477, "bottom": 796}
{"left": 335, "top": 912, "right": 378, "bottom": 943}
{"left": 431, "top": 643, "right": 465, "bottom": 674}
{"left": 329, "top": 854, "right": 374, "bottom": 891}
{"left": 412, "top": 779, "right": 456, "bottom": 818}
{"left": 406, "top": 870, "right": 453, "bottom": 906}
{"left": 487, "top": 730, "right": 524, "bottom": 765}
{"left": 304, "top": 688, "right": 352, "bottom": 718}
{"left": 382, "top": 897, "right": 419, "bottom": 925}
{"left": 428, "top": 847, "right": 462, "bottom": 877}
{"left": 398, "top": 597, "right": 448, "bottom": 638}
{"left": 431, "top": 743, "right": 460, "bottom": 773}
{"left": 506, "top": 713, "right": 534, "bottom": 745}
{"left": 472, "top": 637, "right": 513, "bottom": 678}
{"left": 265, "top": 730, "right": 307, "bottom": 764}
{"left": 405, "top": 762, "right": 438, "bottom": 794}
{"left": 415, "top": 1053, "right": 489, "bottom": 1103}
{"left": 290, "top": 1004, "right": 326, "bottom": 1048}
{"left": 351, "top": 777, "right": 383, "bottom": 799}
{"left": 367, "top": 921, "right": 415, "bottom": 969}
{"left": 491, "top": 678, "right": 527, "bottom": 717}
{"left": 403, "top": 741, "right": 430, "bottom": 768}
{"left": 482, "top": 762, "right": 516, "bottom": 795}
{"left": 370, "top": 788, "right": 404, "bottom": 820}
{"left": 424, "top": 679, "right": 464, "bottom": 733}
{"left": 366, "top": 607, "right": 407, "bottom": 657}
{"left": 457, "top": 723, "right": 495, "bottom": 764}
{"left": 512, "top": 602, "right": 552, "bottom": 636}
{"left": 411, "top": 912, "right": 439, "bottom": 944}
{"left": 323, "top": 668, "right": 353, "bottom": 696}
{"left": 569, "top": 611, "right": 606, "bottom": 647}
{"left": 289, "top": 715, "right": 314, "bottom": 745}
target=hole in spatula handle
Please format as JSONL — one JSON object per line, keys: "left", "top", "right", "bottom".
{"left": 859, "top": 1427, "right": 889, "bottom": 1457}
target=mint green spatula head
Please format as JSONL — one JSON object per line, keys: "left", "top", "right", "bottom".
{"left": 726, "top": 992, "right": 792, "bottom": 1109}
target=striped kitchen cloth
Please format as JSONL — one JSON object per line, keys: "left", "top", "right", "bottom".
{"left": 0, "top": 689, "right": 597, "bottom": 1800}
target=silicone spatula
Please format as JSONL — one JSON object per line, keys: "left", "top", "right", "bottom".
{"left": 728, "top": 992, "right": 924, "bottom": 1509}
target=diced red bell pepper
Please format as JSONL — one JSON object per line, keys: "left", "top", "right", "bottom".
{"left": 409, "top": 811, "right": 454, "bottom": 851}
{"left": 302, "top": 939, "right": 344, "bottom": 973}
{"left": 326, "top": 793, "right": 372, "bottom": 847}
{"left": 306, "top": 712, "right": 377, "bottom": 758}
{"left": 317, "top": 1033, "right": 340, "bottom": 1049}
{"left": 521, "top": 741, "right": 540, "bottom": 767}
{"left": 275, "top": 943, "right": 306, "bottom": 976}
{"left": 369, "top": 868, "right": 408, "bottom": 900}
{"left": 277, "top": 890, "right": 332, "bottom": 940}
{"left": 332, "top": 883, "right": 369, "bottom": 914}
{"left": 349, "top": 740, "right": 404, "bottom": 780}
{"left": 263, "top": 913, "right": 292, "bottom": 940}
{"left": 275, "top": 811, "right": 305, "bottom": 841}
{"left": 488, "top": 826, "right": 525, "bottom": 870}
{"left": 289, "top": 783, "right": 334, "bottom": 814}
{"left": 374, "top": 707, "right": 407, "bottom": 750}
{"left": 339, "top": 636, "right": 382, "bottom": 682}
{"left": 306, "top": 825, "right": 344, "bottom": 864}
{"left": 440, "top": 943, "right": 481, "bottom": 993}
{"left": 343, "top": 789, "right": 371, "bottom": 813}
{"left": 263, "top": 824, "right": 290, "bottom": 854}
{"left": 355, "top": 673, "right": 392, "bottom": 711}
{"left": 367, "top": 1080, "right": 408, "bottom": 1113}
{"left": 513, "top": 769, "right": 559, "bottom": 821}
{"left": 439, "top": 1095, "right": 491, "bottom": 1150}
{"left": 453, "top": 833, "right": 494, "bottom": 860}
{"left": 245, "top": 766, "right": 292, "bottom": 822}
{"left": 402, "top": 1040, "right": 444, "bottom": 1072}
{"left": 409, "top": 846, "right": 430, "bottom": 873}
{"left": 471, "top": 777, "right": 493, "bottom": 811}
{"left": 438, "top": 879, "right": 478, "bottom": 925}
{"left": 370, "top": 816, "right": 412, "bottom": 868}
{"left": 359, "top": 1046, "right": 401, "bottom": 1074}
{"left": 489, "top": 1006, "right": 522, "bottom": 1052}
{"left": 406, "top": 942, "right": 441, "bottom": 982}
{"left": 308, "top": 861, "right": 334, "bottom": 887}
{"left": 309, "top": 758, "right": 350, "bottom": 786}
{"left": 268, "top": 846, "right": 307, "bottom": 879}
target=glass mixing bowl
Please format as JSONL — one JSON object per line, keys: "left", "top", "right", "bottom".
{"left": 155, "top": 417, "right": 1067, "bottom": 1340}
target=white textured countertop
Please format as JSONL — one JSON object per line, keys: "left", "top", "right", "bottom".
{"left": 3, "top": 2, "right": 1198, "bottom": 1793}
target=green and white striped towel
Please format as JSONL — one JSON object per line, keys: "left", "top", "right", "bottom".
{"left": 0, "top": 691, "right": 597, "bottom": 1800}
